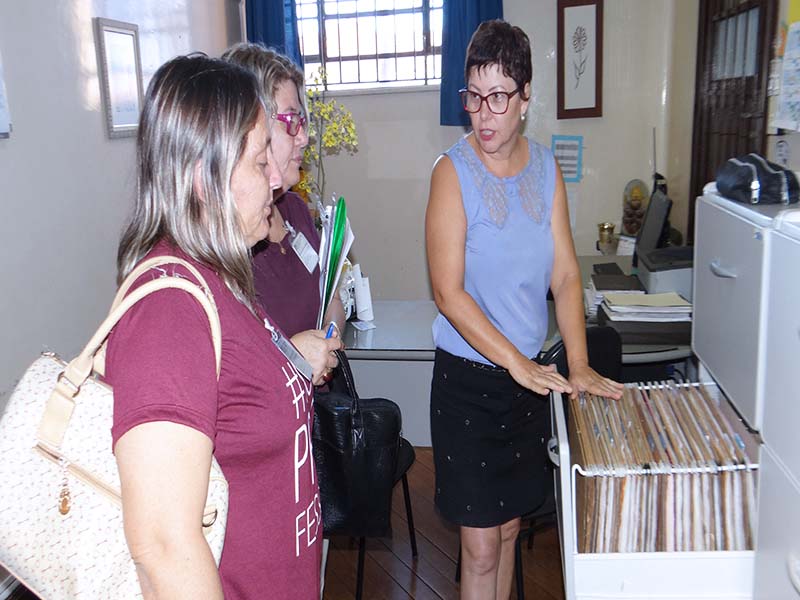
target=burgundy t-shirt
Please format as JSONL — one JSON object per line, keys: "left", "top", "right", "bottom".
{"left": 252, "top": 192, "right": 321, "bottom": 337}
{"left": 107, "top": 242, "right": 321, "bottom": 599}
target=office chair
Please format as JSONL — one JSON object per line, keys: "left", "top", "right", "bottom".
{"left": 328, "top": 350, "right": 418, "bottom": 600}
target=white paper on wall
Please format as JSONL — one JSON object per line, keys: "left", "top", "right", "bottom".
{"left": 0, "top": 49, "right": 11, "bottom": 138}
{"left": 774, "top": 22, "right": 800, "bottom": 130}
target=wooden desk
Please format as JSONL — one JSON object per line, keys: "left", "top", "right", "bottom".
{"left": 344, "top": 257, "right": 691, "bottom": 445}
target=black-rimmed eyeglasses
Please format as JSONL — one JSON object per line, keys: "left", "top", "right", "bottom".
{"left": 458, "top": 88, "right": 521, "bottom": 115}
{"left": 272, "top": 111, "right": 307, "bottom": 136}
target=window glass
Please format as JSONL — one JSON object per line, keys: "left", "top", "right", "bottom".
{"left": 744, "top": 8, "right": 760, "bottom": 77}
{"left": 296, "top": 0, "right": 442, "bottom": 90}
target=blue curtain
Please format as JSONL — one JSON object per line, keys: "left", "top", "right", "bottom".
{"left": 245, "top": 0, "right": 303, "bottom": 67}
{"left": 440, "top": 0, "right": 503, "bottom": 126}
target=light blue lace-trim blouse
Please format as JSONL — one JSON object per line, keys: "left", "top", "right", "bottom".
{"left": 432, "top": 136, "right": 556, "bottom": 365}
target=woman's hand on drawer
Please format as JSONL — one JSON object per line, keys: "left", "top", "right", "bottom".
{"left": 568, "top": 363, "right": 624, "bottom": 400}
{"left": 509, "top": 358, "right": 572, "bottom": 396}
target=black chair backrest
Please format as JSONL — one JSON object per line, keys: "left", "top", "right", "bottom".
{"left": 539, "top": 326, "right": 622, "bottom": 381}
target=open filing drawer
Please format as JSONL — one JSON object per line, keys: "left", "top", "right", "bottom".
{"left": 549, "top": 382, "right": 759, "bottom": 600}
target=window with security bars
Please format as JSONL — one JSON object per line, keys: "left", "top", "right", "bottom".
{"left": 295, "top": 0, "right": 443, "bottom": 90}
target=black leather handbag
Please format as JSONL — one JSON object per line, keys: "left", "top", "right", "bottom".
{"left": 312, "top": 350, "right": 401, "bottom": 537}
{"left": 716, "top": 153, "right": 799, "bottom": 205}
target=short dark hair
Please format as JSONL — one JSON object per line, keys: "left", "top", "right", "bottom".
{"left": 465, "top": 20, "right": 532, "bottom": 99}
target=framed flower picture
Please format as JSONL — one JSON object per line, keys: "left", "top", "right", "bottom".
{"left": 557, "top": 0, "right": 603, "bottom": 119}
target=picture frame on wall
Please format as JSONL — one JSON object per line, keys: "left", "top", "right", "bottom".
{"left": 93, "top": 18, "right": 143, "bottom": 138}
{"left": 557, "top": 0, "right": 603, "bottom": 119}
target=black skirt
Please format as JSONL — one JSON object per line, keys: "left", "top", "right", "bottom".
{"left": 430, "top": 348, "right": 550, "bottom": 528}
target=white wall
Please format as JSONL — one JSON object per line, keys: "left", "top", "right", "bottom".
{"left": 323, "top": 0, "right": 698, "bottom": 300}
{"left": 0, "top": 0, "right": 242, "bottom": 405}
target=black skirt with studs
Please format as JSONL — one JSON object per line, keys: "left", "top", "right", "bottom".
{"left": 430, "top": 348, "right": 550, "bottom": 528}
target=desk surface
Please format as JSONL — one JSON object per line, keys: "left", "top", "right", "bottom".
{"left": 344, "top": 300, "right": 437, "bottom": 360}
{"left": 344, "top": 256, "right": 691, "bottom": 364}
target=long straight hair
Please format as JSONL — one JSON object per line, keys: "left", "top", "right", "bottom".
{"left": 117, "top": 54, "right": 271, "bottom": 312}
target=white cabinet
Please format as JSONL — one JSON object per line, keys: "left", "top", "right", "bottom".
{"left": 761, "top": 218, "right": 800, "bottom": 484}
{"left": 754, "top": 448, "right": 800, "bottom": 599}
{"left": 692, "top": 187, "right": 797, "bottom": 431}
{"left": 692, "top": 190, "right": 800, "bottom": 598}
{"left": 692, "top": 195, "right": 768, "bottom": 429}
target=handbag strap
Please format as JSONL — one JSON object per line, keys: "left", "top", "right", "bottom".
{"left": 109, "top": 255, "right": 214, "bottom": 312}
{"left": 37, "top": 260, "right": 222, "bottom": 449}
{"left": 94, "top": 256, "right": 216, "bottom": 377}
{"left": 331, "top": 350, "right": 365, "bottom": 447}
{"left": 333, "top": 349, "right": 359, "bottom": 400}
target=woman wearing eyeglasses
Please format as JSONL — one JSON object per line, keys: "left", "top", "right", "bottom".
{"left": 425, "top": 20, "right": 623, "bottom": 599}
{"left": 223, "top": 44, "right": 346, "bottom": 341}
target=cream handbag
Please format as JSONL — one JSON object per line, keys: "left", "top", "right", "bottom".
{"left": 0, "top": 257, "right": 228, "bottom": 599}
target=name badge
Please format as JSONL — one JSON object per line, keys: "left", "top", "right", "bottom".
{"left": 263, "top": 318, "right": 313, "bottom": 381}
{"left": 290, "top": 231, "right": 318, "bottom": 274}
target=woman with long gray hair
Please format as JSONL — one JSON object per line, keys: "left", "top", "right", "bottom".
{"left": 106, "top": 54, "right": 340, "bottom": 599}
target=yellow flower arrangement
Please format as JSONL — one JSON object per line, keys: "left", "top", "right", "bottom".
{"left": 295, "top": 69, "right": 358, "bottom": 203}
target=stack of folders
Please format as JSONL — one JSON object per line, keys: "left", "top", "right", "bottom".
{"left": 584, "top": 274, "right": 645, "bottom": 322}
{"left": 597, "top": 292, "right": 692, "bottom": 344}
{"left": 568, "top": 382, "right": 758, "bottom": 554}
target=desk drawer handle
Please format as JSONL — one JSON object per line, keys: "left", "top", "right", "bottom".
{"left": 547, "top": 437, "right": 560, "bottom": 467}
{"left": 709, "top": 259, "right": 737, "bottom": 279}
{"left": 788, "top": 551, "right": 800, "bottom": 595}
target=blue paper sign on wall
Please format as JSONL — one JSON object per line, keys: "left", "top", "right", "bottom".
{"left": 551, "top": 135, "right": 583, "bottom": 183}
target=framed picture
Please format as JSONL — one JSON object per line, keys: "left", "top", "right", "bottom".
{"left": 93, "top": 18, "right": 143, "bottom": 138}
{"left": 557, "top": 0, "right": 603, "bottom": 119}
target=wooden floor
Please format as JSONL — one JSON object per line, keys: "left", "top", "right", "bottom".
{"left": 322, "top": 447, "right": 566, "bottom": 600}
{"left": 8, "top": 448, "right": 565, "bottom": 600}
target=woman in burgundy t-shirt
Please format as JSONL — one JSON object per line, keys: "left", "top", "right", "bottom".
{"left": 107, "top": 55, "right": 340, "bottom": 599}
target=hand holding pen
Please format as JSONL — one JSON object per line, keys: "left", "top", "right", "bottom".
{"left": 322, "top": 322, "right": 341, "bottom": 383}
{"left": 289, "top": 324, "right": 342, "bottom": 386}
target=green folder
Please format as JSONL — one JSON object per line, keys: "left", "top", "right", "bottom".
{"left": 322, "top": 196, "right": 347, "bottom": 315}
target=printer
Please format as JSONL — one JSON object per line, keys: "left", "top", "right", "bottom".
{"left": 634, "top": 190, "right": 694, "bottom": 301}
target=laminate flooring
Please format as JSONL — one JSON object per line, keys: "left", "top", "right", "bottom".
{"left": 322, "top": 447, "right": 565, "bottom": 600}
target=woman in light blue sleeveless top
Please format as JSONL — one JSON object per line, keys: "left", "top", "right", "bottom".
{"left": 426, "top": 20, "right": 623, "bottom": 599}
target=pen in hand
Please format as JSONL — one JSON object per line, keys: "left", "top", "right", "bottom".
{"left": 322, "top": 322, "right": 337, "bottom": 383}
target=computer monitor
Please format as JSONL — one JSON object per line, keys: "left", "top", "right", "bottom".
{"left": 634, "top": 189, "right": 672, "bottom": 265}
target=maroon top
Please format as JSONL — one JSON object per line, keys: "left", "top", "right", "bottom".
{"left": 252, "top": 192, "right": 321, "bottom": 337}
{"left": 107, "top": 241, "right": 321, "bottom": 599}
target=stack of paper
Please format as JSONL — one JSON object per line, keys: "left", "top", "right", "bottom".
{"left": 596, "top": 292, "right": 693, "bottom": 344}
{"left": 317, "top": 196, "right": 354, "bottom": 328}
{"left": 585, "top": 274, "right": 645, "bottom": 322}
{"left": 570, "top": 382, "right": 758, "bottom": 554}
{"left": 601, "top": 291, "right": 692, "bottom": 323}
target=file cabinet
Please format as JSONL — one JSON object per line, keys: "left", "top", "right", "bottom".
{"left": 551, "top": 186, "right": 800, "bottom": 599}
{"left": 753, "top": 447, "right": 800, "bottom": 599}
